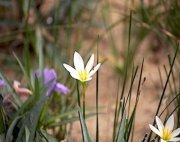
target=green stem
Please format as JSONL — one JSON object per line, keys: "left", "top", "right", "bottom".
{"left": 76, "top": 81, "right": 81, "bottom": 107}
{"left": 82, "top": 83, "right": 86, "bottom": 119}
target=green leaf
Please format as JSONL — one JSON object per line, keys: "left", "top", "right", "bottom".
{"left": 48, "top": 112, "right": 99, "bottom": 127}
{"left": 13, "top": 53, "right": 27, "bottom": 81}
{"left": 22, "top": 0, "right": 30, "bottom": 22}
{"left": 5, "top": 116, "right": 22, "bottom": 142}
{"left": 25, "top": 126, "right": 30, "bottom": 142}
{"left": 40, "top": 128, "right": 58, "bottom": 142}
{"left": 116, "top": 112, "right": 126, "bottom": 142}
{"left": 126, "top": 109, "right": 135, "bottom": 140}
{"left": 45, "top": 108, "right": 79, "bottom": 126}
{"left": 78, "top": 108, "right": 92, "bottom": 142}
{"left": 16, "top": 79, "right": 48, "bottom": 142}
{"left": 0, "top": 133, "right": 5, "bottom": 142}
{"left": 35, "top": 27, "right": 44, "bottom": 74}
{"left": 0, "top": 107, "right": 5, "bottom": 134}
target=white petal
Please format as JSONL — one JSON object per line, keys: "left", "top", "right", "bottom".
{"left": 149, "top": 124, "right": 161, "bottom": 137}
{"left": 169, "top": 137, "right": 180, "bottom": 141}
{"left": 74, "top": 51, "right": 84, "bottom": 71}
{"left": 63, "top": 64, "right": 76, "bottom": 73}
{"left": 63, "top": 64, "right": 79, "bottom": 79}
{"left": 165, "top": 115, "right": 174, "bottom": 131}
{"left": 171, "top": 128, "right": 180, "bottom": 138}
{"left": 85, "top": 54, "right": 94, "bottom": 72}
{"left": 161, "top": 139, "right": 166, "bottom": 142}
{"left": 70, "top": 72, "right": 79, "bottom": 80}
{"left": 89, "top": 63, "right": 101, "bottom": 77}
{"left": 85, "top": 77, "right": 92, "bottom": 82}
{"left": 156, "top": 116, "right": 164, "bottom": 133}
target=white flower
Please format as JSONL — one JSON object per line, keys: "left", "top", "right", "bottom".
{"left": 63, "top": 51, "right": 101, "bottom": 82}
{"left": 149, "top": 115, "right": 180, "bottom": 142}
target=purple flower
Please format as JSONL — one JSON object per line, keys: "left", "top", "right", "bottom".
{"left": 35, "top": 68, "right": 70, "bottom": 96}
{"left": 0, "top": 80, "right": 5, "bottom": 88}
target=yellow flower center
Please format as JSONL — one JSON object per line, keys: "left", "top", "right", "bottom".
{"left": 162, "top": 128, "right": 171, "bottom": 141}
{"left": 78, "top": 70, "right": 88, "bottom": 82}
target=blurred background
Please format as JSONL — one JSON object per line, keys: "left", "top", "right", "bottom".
{"left": 0, "top": 0, "right": 179, "bottom": 141}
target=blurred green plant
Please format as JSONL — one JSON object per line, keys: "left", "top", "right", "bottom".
{"left": 131, "top": 0, "right": 180, "bottom": 50}
{"left": 0, "top": 0, "right": 98, "bottom": 140}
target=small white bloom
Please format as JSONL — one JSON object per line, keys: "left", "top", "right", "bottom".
{"left": 149, "top": 115, "right": 180, "bottom": 142}
{"left": 63, "top": 51, "right": 101, "bottom": 82}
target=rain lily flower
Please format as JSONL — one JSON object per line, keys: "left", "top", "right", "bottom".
{"left": 35, "top": 68, "right": 70, "bottom": 96}
{"left": 63, "top": 51, "right": 101, "bottom": 82}
{"left": 149, "top": 115, "right": 180, "bottom": 142}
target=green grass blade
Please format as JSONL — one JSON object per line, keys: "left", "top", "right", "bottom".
{"left": 35, "top": 27, "right": 44, "bottom": 77}
{"left": 0, "top": 107, "right": 6, "bottom": 134}
{"left": 96, "top": 36, "right": 99, "bottom": 142}
{"left": 78, "top": 108, "right": 92, "bottom": 142}
{"left": 25, "top": 126, "right": 30, "bottom": 142}
{"left": 48, "top": 112, "right": 100, "bottom": 127}
{"left": 159, "top": 92, "right": 180, "bottom": 117}
{"left": 40, "top": 128, "right": 58, "bottom": 142}
{"left": 45, "top": 108, "right": 80, "bottom": 126}
{"left": 5, "top": 116, "right": 22, "bottom": 142}
{"left": 158, "top": 67, "right": 164, "bottom": 89}
{"left": 112, "top": 79, "right": 120, "bottom": 142}
{"left": 116, "top": 112, "right": 126, "bottom": 142}
{"left": 126, "top": 59, "right": 144, "bottom": 142}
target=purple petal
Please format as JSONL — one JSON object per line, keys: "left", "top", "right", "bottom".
{"left": 44, "top": 68, "right": 57, "bottom": 84}
{"left": 34, "top": 68, "right": 57, "bottom": 96}
{"left": 34, "top": 68, "right": 69, "bottom": 96}
{"left": 46, "top": 82, "right": 56, "bottom": 96}
{"left": 44, "top": 69, "right": 57, "bottom": 96}
{"left": 34, "top": 68, "right": 57, "bottom": 83}
{"left": 55, "top": 83, "right": 70, "bottom": 95}
{"left": 0, "top": 80, "right": 5, "bottom": 88}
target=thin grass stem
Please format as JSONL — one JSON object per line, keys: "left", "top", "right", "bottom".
{"left": 96, "top": 36, "right": 99, "bottom": 142}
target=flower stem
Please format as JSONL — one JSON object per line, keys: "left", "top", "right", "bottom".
{"left": 82, "top": 83, "right": 86, "bottom": 119}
